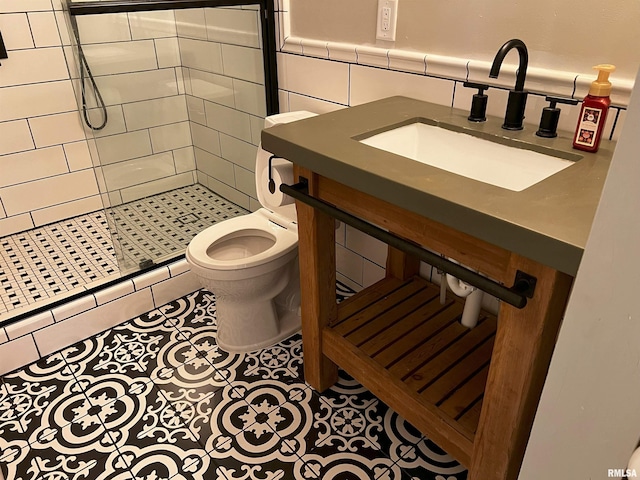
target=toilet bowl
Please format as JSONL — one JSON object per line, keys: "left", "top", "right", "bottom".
{"left": 186, "top": 111, "right": 317, "bottom": 353}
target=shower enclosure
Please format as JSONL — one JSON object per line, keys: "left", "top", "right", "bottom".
{"left": 66, "top": 0, "right": 279, "bottom": 273}
{"left": 0, "top": 0, "right": 278, "bottom": 323}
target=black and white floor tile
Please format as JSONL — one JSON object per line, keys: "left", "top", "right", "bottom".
{"left": 0, "top": 184, "right": 247, "bottom": 315}
{"left": 0, "top": 213, "right": 118, "bottom": 314}
{"left": 107, "top": 185, "right": 247, "bottom": 272}
{"left": 0, "top": 285, "right": 468, "bottom": 480}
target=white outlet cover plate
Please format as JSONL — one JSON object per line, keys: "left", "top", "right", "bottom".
{"left": 376, "top": 0, "right": 398, "bottom": 41}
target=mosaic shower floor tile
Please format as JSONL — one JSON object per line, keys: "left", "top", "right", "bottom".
{"left": 0, "top": 184, "right": 247, "bottom": 316}
{"left": 0, "top": 285, "right": 468, "bottom": 480}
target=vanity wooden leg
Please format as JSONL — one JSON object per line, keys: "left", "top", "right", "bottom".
{"left": 294, "top": 167, "right": 338, "bottom": 392}
{"left": 470, "top": 253, "right": 573, "bottom": 480}
{"left": 386, "top": 245, "right": 420, "bottom": 280}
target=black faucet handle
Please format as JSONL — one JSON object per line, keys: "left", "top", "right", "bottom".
{"left": 544, "top": 95, "right": 579, "bottom": 109}
{"left": 536, "top": 96, "right": 579, "bottom": 138}
{"left": 463, "top": 82, "right": 489, "bottom": 94}
{"left": 463, "top": 82, "right": 490, "bottom": 122}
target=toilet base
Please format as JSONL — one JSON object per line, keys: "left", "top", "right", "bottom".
{"left": 216, "top": 300, "right": 301, "bottom": 354}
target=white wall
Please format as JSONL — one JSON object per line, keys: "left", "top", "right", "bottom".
{"left": 519, "top": 67, "right": 640, "bottom": 480}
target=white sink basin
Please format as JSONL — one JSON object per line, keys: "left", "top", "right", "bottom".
{"left": 359, "top": 121, "right": 578, "bottom": 191}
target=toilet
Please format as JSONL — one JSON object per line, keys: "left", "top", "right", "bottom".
{"left": 186, "top": 111, "right": 317, "bottom": 353}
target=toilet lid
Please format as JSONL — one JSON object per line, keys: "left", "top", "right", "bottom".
{"left": 187, "top": 210, "right": 297, "bottom": 271}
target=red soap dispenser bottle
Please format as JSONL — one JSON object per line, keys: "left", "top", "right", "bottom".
{"left": 573, "top": 64, "right": 615, "bottom": 153}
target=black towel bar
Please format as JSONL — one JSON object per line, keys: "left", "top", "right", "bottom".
{"left": 280, "top": 179, "right": 536, "bottom": 309}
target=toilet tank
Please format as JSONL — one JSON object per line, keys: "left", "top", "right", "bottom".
{"left": 255, "top": 111, "right": 317, "bottom": 222}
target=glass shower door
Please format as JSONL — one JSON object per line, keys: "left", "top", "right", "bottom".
{"left": 68, "top": 1, "right": 274, "bottom": 274}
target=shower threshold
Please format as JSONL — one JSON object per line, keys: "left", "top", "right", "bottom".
{"left": 0, "top": 184, "right": 247, "bottom": 319}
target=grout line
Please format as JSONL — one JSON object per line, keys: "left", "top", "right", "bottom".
{"left": 31, "top": 332, "right": 42, "bottom": 357}
{"left": 25, "top": 12, "right": 38, "bottom": 49}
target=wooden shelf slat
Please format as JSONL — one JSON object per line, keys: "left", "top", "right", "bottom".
{"left": 383, "top": 304, "right": 465, "bottom": 374}
{"left": 421, "top": 338, "right": 495, "bottom": 405}
{"left": 439, "top": 365, "right": 490, "bottom": 421}
{"left": 323, "top": 327, "right": 475, "bottom": 465}
{"left": 346, "top": 283, "right": 440, "bottom": 346}
{"left": 457, "top": 397, "right": 483, "bottom": 433}
{"left": 334, "top": 277, "right": 405, "bottom": 322}
{"left": 359, "top": 297, "right": 457, "bottom": 357}
{"left": 403, "top": 317, "right": 496, "bottom": 392}
{"left": 373, "top": 302, "right": 462, "bottom": 370}
{"left": 333, "top": 278, "right": 430, "bottom": 336}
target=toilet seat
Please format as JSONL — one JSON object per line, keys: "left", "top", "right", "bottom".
{"left": 186, "top": 209, "right": 297, "bottom": 273}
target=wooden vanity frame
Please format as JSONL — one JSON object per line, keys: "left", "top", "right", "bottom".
{"left": 294, "top": 166, "right": 573, "bottom": 480}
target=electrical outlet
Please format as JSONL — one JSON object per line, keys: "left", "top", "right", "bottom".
{"left": 376, "top": 0, "right": 398, "bottom": 41}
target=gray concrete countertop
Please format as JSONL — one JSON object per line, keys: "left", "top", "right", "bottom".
{"left": 261, "top": 96, "right": 615, "bottom": 276}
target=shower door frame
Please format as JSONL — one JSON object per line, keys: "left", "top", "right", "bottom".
{"left": 66, "top": 0, "right": 280, "bottom": 116}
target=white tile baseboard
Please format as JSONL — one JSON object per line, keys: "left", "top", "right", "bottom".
{"left": 280, "top": 36, "right": 633, "bottom": 107}
{"left": 0, "top": 258, "right": 200, "bottom": 375}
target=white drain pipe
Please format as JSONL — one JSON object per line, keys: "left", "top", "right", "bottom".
{"left": 446, "top": 269, "right": 484, "bottom": 329}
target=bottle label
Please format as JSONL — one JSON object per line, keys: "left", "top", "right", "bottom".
{"left": 575, "top": 107, "right": 602, "bottom": 148}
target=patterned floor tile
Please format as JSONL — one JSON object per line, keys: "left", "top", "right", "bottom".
{"left": 2, "top": 355, "right": 83, "bottom": 441}
{"left": 64, "top": 371, "right": 155, "bottom": 447}
{"left": 61, "top": 327, "right": 165, "bottom": 383}
{"left": 113, "top": 442, "right": 215, "bottom": 479}
{"left": 1, "top": 380, "right": 30, "bottom": 447}
{"left": 123, "top": 322, "right": 201, "bottom": 383}
{"left": 312, "top": 369, "right": 390, "bottom": 454}
{"left": 28, "top": 419, "right": 124, "bottom": 479}
{"left": 188, "top": 379, "right": 315, "bottom": 480}
{"left": 152, "top": 353, "right": 228, "bottom": 409}
{"left": 232, "top": 333, "right": 305, "bottom": 385}
{"left": 383, "top": 411, "right": 468, "bottom": 480}
{"left": 205, "top": 402, "right": 301, "bottom": 480}
{"left": 107, "top": 382, "right": 206, "bottom": 455}
{"left": 296, "top": 451, "right": 402, "bottom": 480}
{"left": 1, "top": 284, "right": 470, "bottom": 480}
{"left": 0, "top": 438, "right": 39, "bottom": 480}
{"left": 159, "top": 289, "right": 218, "bottom": 332}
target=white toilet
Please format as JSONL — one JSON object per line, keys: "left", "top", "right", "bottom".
{"left": 186, "top": 111, "right": 317, "bottom": 353}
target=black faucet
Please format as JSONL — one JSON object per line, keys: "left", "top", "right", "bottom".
{"left": 489, "top": 39, "right": 529, "bottom": 130}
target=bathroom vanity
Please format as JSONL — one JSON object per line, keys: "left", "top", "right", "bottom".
{"left": 261, "top": 97, "right": 615, "bottom": 480}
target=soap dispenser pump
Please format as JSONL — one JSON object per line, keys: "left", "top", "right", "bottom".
{"left": 573, "top": 64, "right": 615, "bottom": 153}
{"left": 463, "top": 82, "right": 489, "bottom": 122}
{"left": 536, "top": 96, "right": 579, "bottom": 138}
